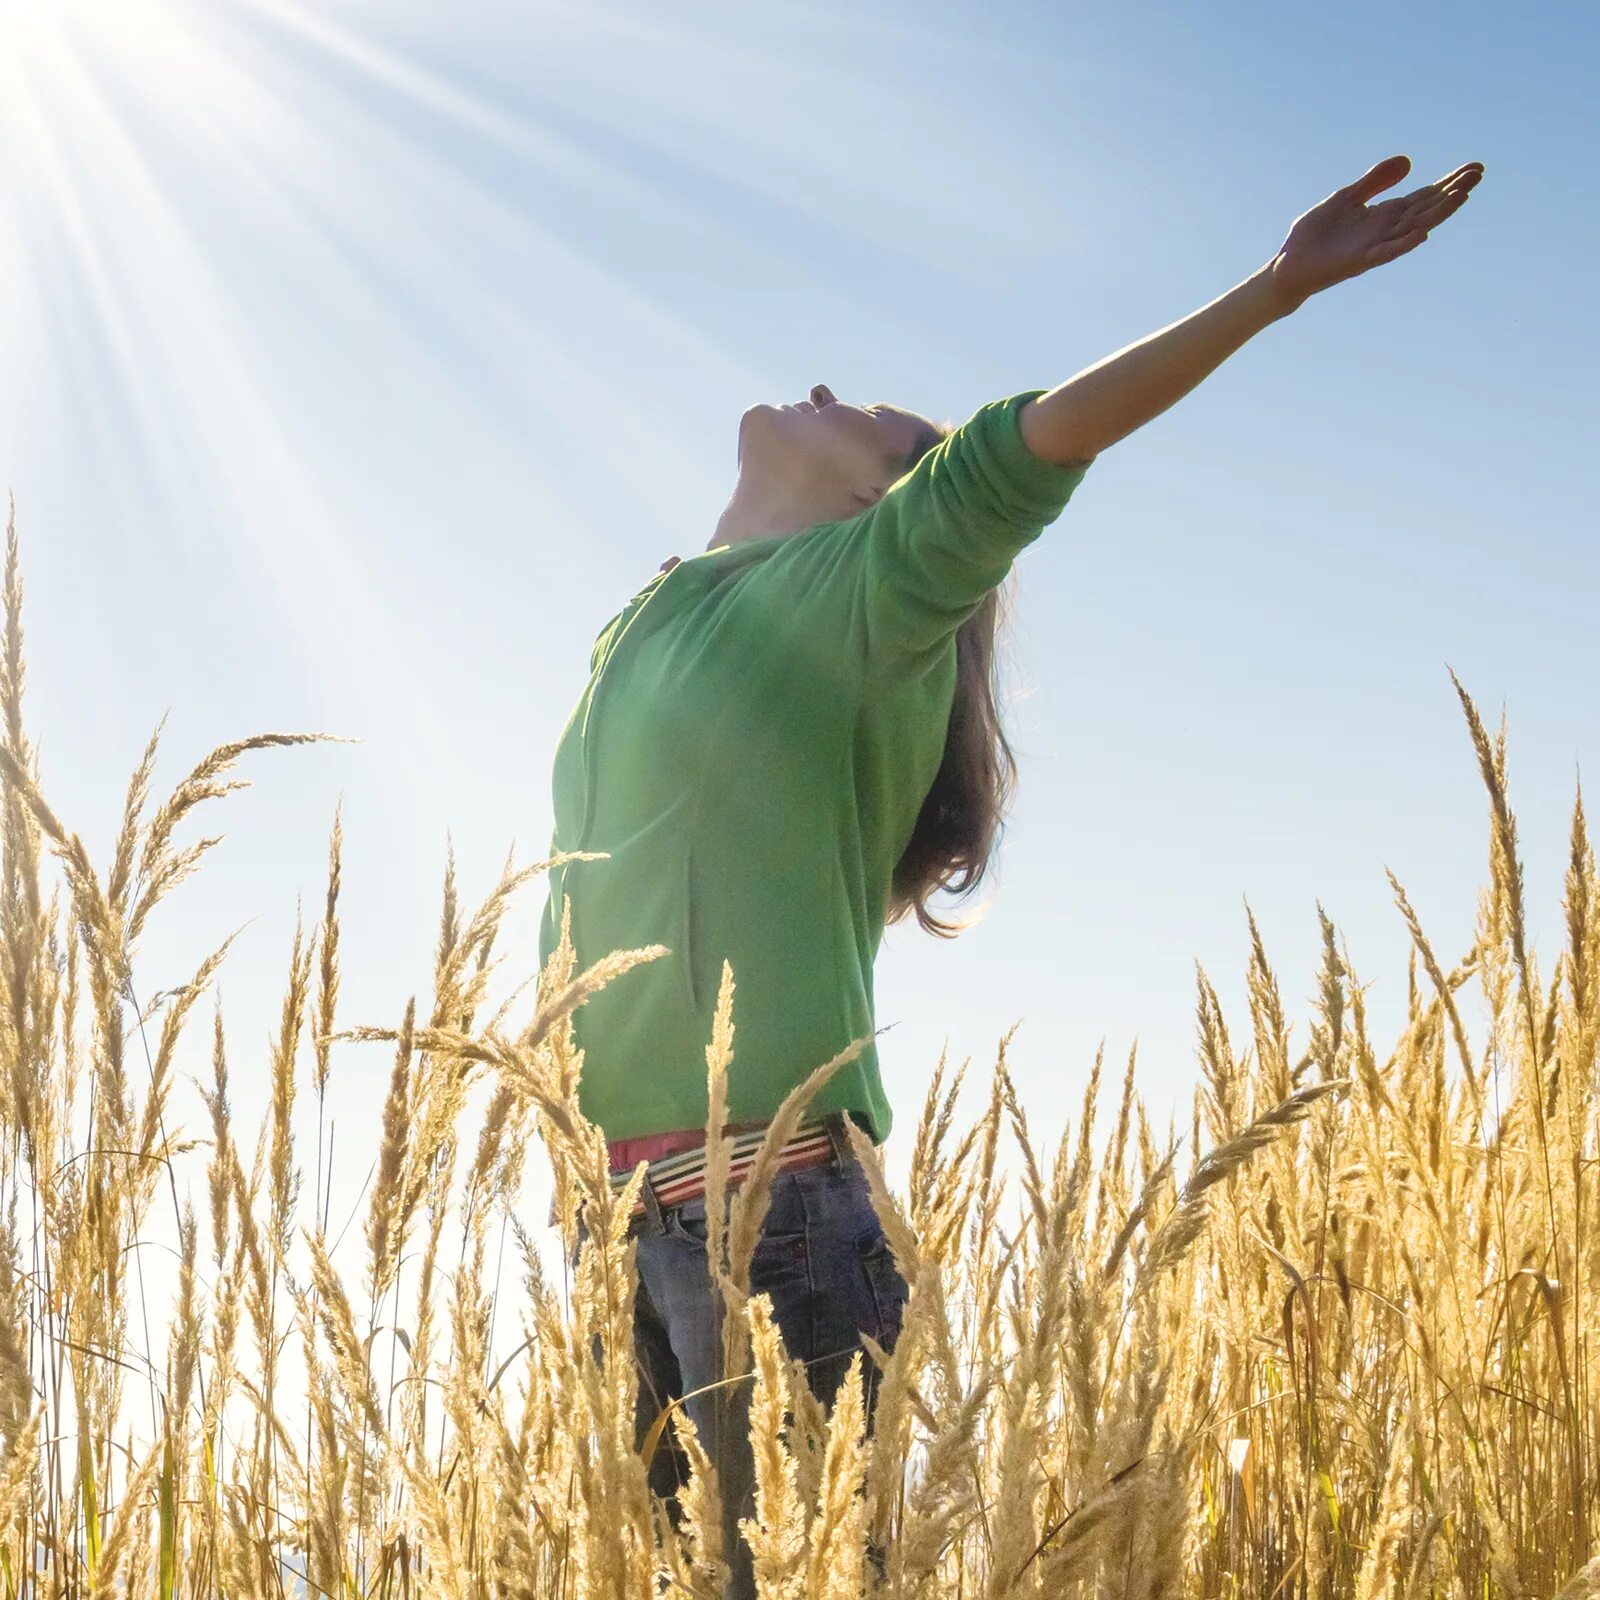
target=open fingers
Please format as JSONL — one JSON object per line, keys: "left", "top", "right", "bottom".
{"left": 1384, "top": 178, "right": 1476, "bottom": 239}
{"left": 1365, "top": 187, "right": 1476, "bottom": 267}
{"left": 1382, "top": 167, "right": 1481, "bottom": 237}
{"left": 1393, "top": 163, "right": 1485, "bottom": 214}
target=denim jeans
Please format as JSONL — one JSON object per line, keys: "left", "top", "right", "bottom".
{"left": 581, "top": 1150, "right": 909, "bottom": 1599}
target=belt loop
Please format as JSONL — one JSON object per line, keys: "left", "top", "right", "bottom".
{"left": 639, "top": 1168, "right": 667, "bottom": 1236}
{"left": 823, "top": 1111, "right": 852, "bottom": 1170}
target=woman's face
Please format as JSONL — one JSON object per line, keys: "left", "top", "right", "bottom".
{"left": 740, "top": 383, "right": 936, "bottom": 512}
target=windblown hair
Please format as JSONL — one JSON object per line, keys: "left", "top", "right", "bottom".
{"left": 886, "top": 418, "right": 1023, "bottom": 938}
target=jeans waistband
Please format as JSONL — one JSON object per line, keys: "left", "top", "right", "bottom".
{"left": 617, "top": 1113, "right": 855, "bottom": 1234}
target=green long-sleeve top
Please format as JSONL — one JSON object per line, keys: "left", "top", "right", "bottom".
{"left": 537, "top": 389, "right": 1092, "bottom": 1144}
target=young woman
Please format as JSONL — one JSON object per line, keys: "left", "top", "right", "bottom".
{"left": 538, "top": 153, "right": 1482, "bottom": 1591}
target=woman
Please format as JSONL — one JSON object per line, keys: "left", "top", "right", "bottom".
{"left": 538, "top": 153, "right": 1482, "bottom": 1590}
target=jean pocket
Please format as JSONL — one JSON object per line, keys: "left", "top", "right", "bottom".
{"left": 665, "top": 1192, "right": 708, "bottom": 1243}
{"left": 856, "top": 1232, "right": 909, "bottom": 1350}
{"left": 669, "top": 1197, "right": 810, "bottom": 1267}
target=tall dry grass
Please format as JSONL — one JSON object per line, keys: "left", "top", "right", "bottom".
{"left": 0, "top": 495, "right": 1596, "bottom": 1597}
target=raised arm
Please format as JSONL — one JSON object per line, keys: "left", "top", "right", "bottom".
{"left": 1020, "top": 154, "right": 1485, "bottom": 466}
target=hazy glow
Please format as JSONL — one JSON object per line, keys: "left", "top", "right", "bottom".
{"left": 0, "top": 0, "right": 1577, "bottom": 1338}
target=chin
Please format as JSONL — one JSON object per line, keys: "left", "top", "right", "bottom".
{"left": 738, "top": 401, "right": 793, "bottom": 449}
{"left": 738, "top": 402, "right": 774, "bottom": 438}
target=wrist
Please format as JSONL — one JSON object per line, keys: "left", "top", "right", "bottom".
{"left": 1254, "top": 255, "right": 1314, "bottom": 319}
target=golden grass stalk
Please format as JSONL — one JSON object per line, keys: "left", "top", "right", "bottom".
{"left": 740, "top": 1295, "right": 806, "bottom": 1598}
{"left": 0, "top": 506, "right": 1595, "bottom": 1597}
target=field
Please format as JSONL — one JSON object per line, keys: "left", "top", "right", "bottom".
{"left": 0, "top": 500, "right": 1595, "bottom": 1598}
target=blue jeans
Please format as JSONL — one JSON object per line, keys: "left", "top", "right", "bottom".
{"left": 587, "top": 1152, "right": 909, "bottom": 1599}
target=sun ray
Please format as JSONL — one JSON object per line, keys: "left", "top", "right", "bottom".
{"left": 0, "top": 0, "right": 1055, "bottom": 797}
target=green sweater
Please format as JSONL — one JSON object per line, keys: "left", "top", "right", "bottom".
{"left": 537, "top": 390, "right": 1092, "bottom": 1144}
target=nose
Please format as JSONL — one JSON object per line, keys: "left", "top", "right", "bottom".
{"left": 810, "top": 384, "right": 835, "bottom": 407}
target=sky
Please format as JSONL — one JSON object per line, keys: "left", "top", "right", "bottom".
{"left": 0, "top": 0, "right": 1595, "bottom": 1306}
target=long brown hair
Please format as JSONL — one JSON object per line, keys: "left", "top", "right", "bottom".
{"left": 885, "top": 419, "right": 1023, "bottom": 938}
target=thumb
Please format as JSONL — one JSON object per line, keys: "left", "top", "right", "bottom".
{"left": 1342, "top": 154, "right": 1411, "bottom": 205}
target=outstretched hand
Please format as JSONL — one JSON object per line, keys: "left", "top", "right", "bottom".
{"left": 1270, "top": 155, "right": 1484, "bottom": 306}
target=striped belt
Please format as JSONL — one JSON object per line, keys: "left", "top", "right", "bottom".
{"left": 609, "top": 1114, "right": 846, "bottom": 1225}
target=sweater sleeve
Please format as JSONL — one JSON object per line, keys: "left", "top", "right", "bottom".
{"left": 853, "top": 390, "right": 1092, "bottom": 667}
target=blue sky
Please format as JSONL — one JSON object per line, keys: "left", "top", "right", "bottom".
{"left": 2, "top": 0, "right": 1593, "bottom": 1248}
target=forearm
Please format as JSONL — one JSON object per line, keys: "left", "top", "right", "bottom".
{"left": 1020, "top": 260, "right": 1304, "bottom": 465}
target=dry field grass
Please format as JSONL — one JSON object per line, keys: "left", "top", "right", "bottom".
{"left": 0, "top": 499, "right": 1595, "bottom": 1598}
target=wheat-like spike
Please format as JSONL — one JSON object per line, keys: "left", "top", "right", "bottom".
{"left": 738, "top": 1295, "right": 806, "bottom": 1596}
{"left": 397, "top": 1450, "right": 473, "bottom": 1600}
{"left": 1450, "top": 669, "right": 1535, "bottom": 1012}
{"left": 135, "top": 732, "right": 345, "bottom": 899}
{"left": 995, "top": 1041, "right": 1049, "bottom": 1240}
{"left": 463, "top": 1078, "right": 516, "bottom": 1221}
{"left": 1121, "top": 1440, "right": 1191, "bottom": 1600}
{"left": 1387, "top": 865, "right": 1486, "bottom": 1122}
{"left": 267, "top": 911, "right": 312, "bottom": 1259}
{"left": 723, "top": 1034, "right": 870, "bottom": 1300}
{"left": 1139, "top": 1079, "right": 1348, "bottom": 1289}
{"left": 125, "top": 833, "right": 230, "bottom": 950}
{"left": 366, "top": 997, "right": 416, "bottom": 1302}
{"left": 805, "top": 1352, "right": 868, "bottom": 1600}
{"left": 304, "top": 1228, "right": 387, "bottom": 1440}
{"left": 198, "top": 1006, "right": 234, "bottom": 1270}
{"left": 86, "top": 1431, "right": 164, "bottom": 1600}
{"left": 964, "top": 1060, "right": 1007, "bottom": 1383}
{"left": 0, "top": 1406, "right": 42, "bottom": 1540}
{"left": 1563, "top": 782, "right": 1594, "bottom": 1018}
{"left": 134, "top": 932, "right": 238, "bottom": 1179}
{"left": 1094, "top": 1039, "right": 1140, "bottom": 1243}
{"left": 885, "top": 1375, "right": 990, "bottom": 1590}
{"left": 107, "top": 720, "right": 164, "bottom": 918}
{"left": 838, "top": 1114, "right": 922, "bottom": 1295}
{"left": 171, "top": 1200, "right": 202, "bottom": 1428}
{"left": 298, "top": 1299, "right": 348, "bottom": 1600}
{"left": 858, "top": 1294, "right": 932, "bottom": 1553}
{"left": 907, "top": 1044, "right": 952, "bottom": 1219}
{"left": 1352, "top": 1404, "right": 1415, "bottom": 1600}
{"left": 0, "top": 1211, "right": 30, "bottom": 1447}
{"left": 1068, "top": 1036, "right": 1107, "bottom": 1209}
{"left": 1102, "top": 1138, "right": 1181, "bottom": 1283}
{"left": 312, "top": 801, "right": 342, "bottom": 1098}
{"left": 0, "top": 743, "right": 126, "bottom": 998}
{"left": 437, "top": 855, "right": 549, "bottom": 1032}
{"left": 702, "top": 959, "right": 737, "bottom": 1365}
{"left": 1395, "top": 1509, "right": 1448, "bottom": 1600}
{"left": 334, "top": 1022, "right": 500, "bottom": 1061}
{"left": 1194, "top": 967, "right": 1240, "bottom": 1153}
{"left": 1015, "top": 1461, "right": 1147, "bottom": 1600}
{"left": 668, "top": 1402, "right": 730, "bottom": 1597}
{"left": 517, "top": 941, "right": 670, "bottom": 1057}
{"left": 482, "top": 1393, "right": 542, "bottom": 1600}
{"left": 0, "top": 499, "right": 27, "bottom": 758}
{"left": 1242, "top": 897, "right": 1294, "bottom": 1105}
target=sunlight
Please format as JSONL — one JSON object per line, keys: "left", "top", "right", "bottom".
{"left": 0, "top": 0, "right": 238, "bottom": 135}
{"left": 0, "top": 0, "right": 938, "bottom": 791}
{"left": 0, "top": 0, "right": 484, "bottom": 777}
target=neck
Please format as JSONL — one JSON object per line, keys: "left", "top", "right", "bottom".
{"left": 708, "top": 472, "right": 860, "bottom": 552}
